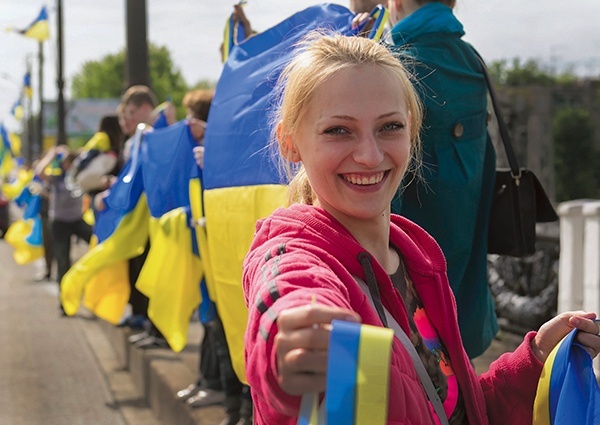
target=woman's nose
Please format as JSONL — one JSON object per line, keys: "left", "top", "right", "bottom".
{"left": 353, "top": 133, "right": 384, "bottom": 166}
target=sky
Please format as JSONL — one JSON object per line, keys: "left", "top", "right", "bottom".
{"left": 1, "top": 0, "right": 599, "bottom": 132}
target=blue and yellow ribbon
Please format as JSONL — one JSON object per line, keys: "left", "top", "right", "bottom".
{"left": 298, "top": 320, "right": 394, "bottom": 425}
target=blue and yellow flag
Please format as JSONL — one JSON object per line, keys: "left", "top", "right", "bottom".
{"left": 533, "top": 328, "right": 600, "bottom": 425}
{"left": 24, "top": 72, "right": 33, "bottom": 99}
{"left": 204, "top": 3, "right": 357, "bottom": 383}
{"left": 11, "top": 99, "right": 24, "bottom": 121}
{"left": 0, "top": 124, "right": 16, "bottom": 177}
{"left": 135, "top": 121, "right": 203, "bottom": 351}
{"left": 61, "top": 127, "right": 150, "bottom": 318}
{"left": 221, "top": 0, "right": 249, "bottom": 63}
{"left": 150, "top": 101, "right": 172, "bottom": 130}
{"left": 9, "top": 6, "right": 50, "bottom": 42}
{"left": 5, "top": 180, "right": 44, "bottom": 265}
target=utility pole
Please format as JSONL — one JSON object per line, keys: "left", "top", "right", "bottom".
{"left": 37, "top": 41, "right": 44, "bottom": 159}
{"left": 56, "top": 0, "right": 66, "bottom": 145}
{"left": 25, "top": 59, "right": 33, "bottom": 162}
{"left": 125, "top": 0, "right": 150, "bottom": 89}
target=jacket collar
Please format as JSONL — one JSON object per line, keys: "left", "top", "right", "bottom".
{"left": 390, "top": 2, "right": 464, "bottom": 46}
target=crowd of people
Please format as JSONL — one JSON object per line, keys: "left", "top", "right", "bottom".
{"left": 2, "top": 2, "right": 599, "bottom": 425}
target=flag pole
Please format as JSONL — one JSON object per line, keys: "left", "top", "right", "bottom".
{"left": 24, "top": 58, "right": 32, "bottom": 163}
{"left": 56, "top": 0, "right": 66, "bottom": 146}
{"left": 37, "top": 41, "right": 44, "bottom": 159}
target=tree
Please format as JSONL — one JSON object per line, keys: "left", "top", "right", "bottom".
{"left": 553, "top": 107, "right": 599, "bottom": 201}
{"left": 71, "top": 43, "right": 189, "bottom": 118}
{"left": 488, "top": 58, "right": 577, "bottom": 87}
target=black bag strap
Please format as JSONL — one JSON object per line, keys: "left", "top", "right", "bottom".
{"left": 474, "top": 54, "right": 522, "bottom": 179}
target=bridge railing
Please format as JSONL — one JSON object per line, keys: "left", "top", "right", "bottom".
{"left": 557, "top": 199, "right": 600, "bottom": 377}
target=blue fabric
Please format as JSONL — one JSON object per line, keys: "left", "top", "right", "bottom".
{"left": 94, "top": 148, "right": 145, "bottom": 243}
{"left": 550, "top": 329, "right": 600, "bottom": 424}
{"left": 198, "top": 279, "right": 216, "bottom": 324}
{"left": 140, "top": 121, "right": 198, "bottom": 218}
{"left": 390, "top": 5, "right": 497, "bottom": 358}
{"left": 203, "top": 3, "right": 356, "bottom": 190}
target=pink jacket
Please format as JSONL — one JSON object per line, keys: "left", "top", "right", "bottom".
{"left": 243, "top": 204, "right": 543, "bottom": 424}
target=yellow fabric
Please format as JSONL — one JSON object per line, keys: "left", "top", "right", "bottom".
{"left": 370, "top": 8, "right": 389, "bottom": 42}
{"left": 60, "top": 194, "right": 150, "bottom": 316}
{"left": 23, "top": 20, "right": 49, "bottom": 42}
{"left": 189, "top": 178, "right": 216, "bottom": 300}
{"left": 4, "top": 219, "right": 44, "bottom": 265}
{"left": 355, "top": 324, "right": 394, "bottom": 425}
{"left": 0, "top": 155, "right": 14, "bottom": 180}
{"left": 82, "top": 261, "right": 130, "bottom": 325}
{"left": 82, "top": 206, "right": 95, "bottom": 226}
{"left": 136, "top": 208, "right": 202, "bottom": 352}
{"left": 532, "top": 335, "right": 563, "bottom": 425}
{"left": 83, "top": 132, "right": 111, "bottom": 152}
{"left": 1, "top": 167, "right": 32, "bottom": 198}
{"left": 12, "top": 105, "right": 24, "bottom": 121}
{"left": 9, "top": 132, "right": 22, "bottom": 157}
{"left": 203, "top": 184, "right": 287, "bottom": 383}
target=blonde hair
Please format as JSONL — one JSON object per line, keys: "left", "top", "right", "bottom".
{"left": 271, "top": 32, "right": 423, "bottom": 205}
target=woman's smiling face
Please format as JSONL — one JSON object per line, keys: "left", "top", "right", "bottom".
{"left": 290, "top": 64, "right": 412, "bottom": 227}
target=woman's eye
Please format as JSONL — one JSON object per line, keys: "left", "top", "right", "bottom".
{"left": 381, "top": 122, "right": 405, "bottom": 132}
{"left": 323, "top": 126, "right": 348, "bottom": 135}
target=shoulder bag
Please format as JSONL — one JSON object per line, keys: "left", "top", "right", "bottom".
{"left": 476, "top": 55, "right": 558, "bottom": 257}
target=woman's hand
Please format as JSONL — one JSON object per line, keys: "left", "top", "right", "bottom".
{"left": 274, "top": 304, "right": 360, "bottom": 396}
{"left": 351, "top": 12, "right": 374, "bottom": 37}
{"left": 532, "top": 311, "right": 600, "bottom": 362}
{"left": 192, "top": 145, "right": 205, "bottom": 169}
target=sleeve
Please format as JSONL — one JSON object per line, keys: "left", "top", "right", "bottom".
{"left": 75, "top": 152, "right": 118, "bottom": 192}
{"left": 478, "top": 331, "right": 544, "bottom": 425}
{"left": 242, "top": 235, "right": 352, "bottom": 418}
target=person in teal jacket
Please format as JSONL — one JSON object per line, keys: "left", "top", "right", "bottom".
{"left": 388, "top": 0, "right": 498, "bottom": 358}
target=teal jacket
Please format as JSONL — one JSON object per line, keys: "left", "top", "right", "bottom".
{"left": 390, "top": 3, "right": 497, "bottom": 358}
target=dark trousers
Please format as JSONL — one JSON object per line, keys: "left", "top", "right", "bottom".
{"left": 41, "top": 214, "right": 53, "bottom": 278}
{"left": 128, "top": 242, "right": 150, "bottom": 317}
{"left": 202, "top": 315, "right": 251, "bottom": 419}
{"left": 199, "top": 323, "right": 222, "bottom": 390}
{"left": 51, "top": 218, "right": 92, "bottom": 285}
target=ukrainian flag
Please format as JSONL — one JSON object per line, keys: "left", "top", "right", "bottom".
{"left": 24, "top": 72, "right": 33, "bottom": 99}
{"left": 11, "top": 99, "right": 24, "bottom": 121}
{"left": 10, "top": 6, "right": 50, "bottom": 42}
{"left": 0, "top": 124, "right": 16, "bottom": 178}
{"left": 221, "top": 0, "right": 248, "bottom": 63}
{"left": 203, "top": 3, "right": 357, "bottom": 383}
{"left": 136, "top": 121, "right": 203, "bottom": 352}
{"left": 61, "top": 127, "right": 150, "bottom": 320}
{"left": 5, "top": 180, "right": 44, "bottom": 265}
{"left": 533, "top": 328, "right": 600, "bottom": 424}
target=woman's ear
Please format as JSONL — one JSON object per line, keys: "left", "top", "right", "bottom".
{"left": 276, "top": 122, "right": 301, "bottom": 162}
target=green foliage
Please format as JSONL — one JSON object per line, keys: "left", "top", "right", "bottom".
{"left": 71, "top": 51, "right": 125, "bottom": 98}
{"left": 71, "top": 43, "right": 190, "bottom": 119}
{"left": 553, "top": 107, "right": 600, "bottom": 201}
{"left": 189, "top": 79, "right": 217, "bottom": 90}
{"left": 488, "top": 58, "right": 578, "bottom": 87}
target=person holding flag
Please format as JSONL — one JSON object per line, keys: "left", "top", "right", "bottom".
{"left": 242, "top": 32, "right": 600, "bottom": 425}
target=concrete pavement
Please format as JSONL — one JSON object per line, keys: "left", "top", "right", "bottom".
{"left": 0, "top": 239, "right": 133, "bottom": 425}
